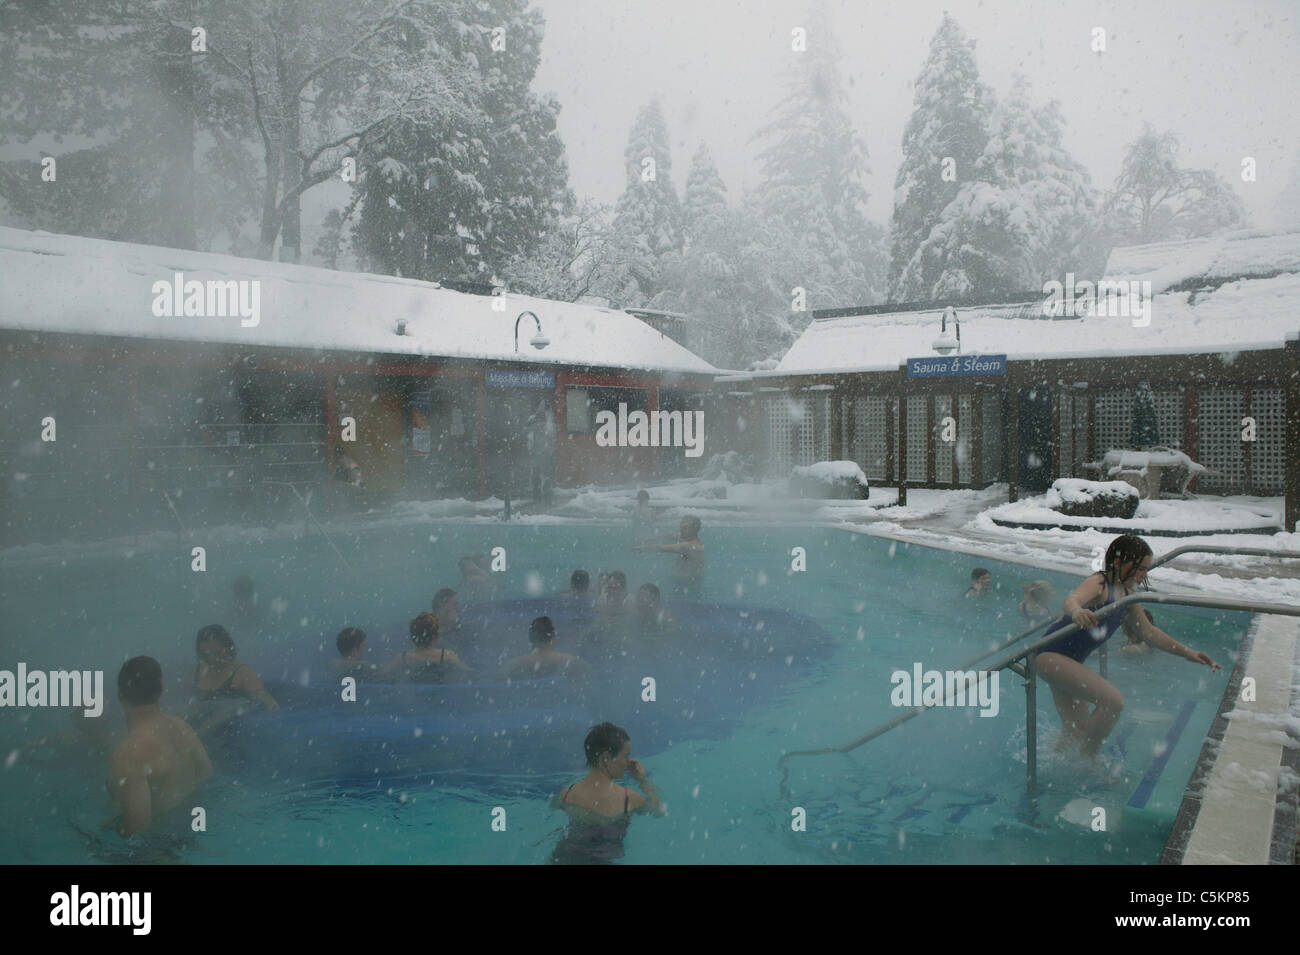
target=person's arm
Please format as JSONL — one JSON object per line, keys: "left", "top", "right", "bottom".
{"left": 1130, "top": 610, "right": 1220, "bottom": 669}
{"left": 234, "top": 664, "right": 280, "bottom": 711}
{"left": 1061, "top": 574, "right": 1108, "bottom": 628}
{"left": 108, "top": 748, "right": 151, "bottom": 836}
{"left": 627, "top": 759, "right": 664, "bottom": 816}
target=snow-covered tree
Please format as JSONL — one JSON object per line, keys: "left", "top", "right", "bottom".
{"left": 904, "top": 75, "right": 1103, "bottom": 297}
{"left": 1105, "top": 123, "right": 1248, "bottom": 245}
{"left": 889, "top": 13, "right": 991, "bottom": 301}
{"left": 501, "top": 199, "right": 627, "bottom": 303}
{"left": 682, "top": 144, "right": 728, "bottom": 245}
{"left": 1130, "top": 381, "right": 1161, "bottom": 448}
{"left": 610, "top": 100, "right": 683, "bottom": 303}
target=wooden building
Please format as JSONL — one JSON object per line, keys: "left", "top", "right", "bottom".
{"left": 715, "top": 228, "right": 1300, "bottom": 529}
{"left": 0, "top": 228, "right": 717, "bottom": 544}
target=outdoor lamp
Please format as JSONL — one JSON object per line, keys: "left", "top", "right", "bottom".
{"left": 932, "top": 306, "right": 960, "bottom": 355}
{"left": 515, "top": 310, "right": 549, "bottom": 352}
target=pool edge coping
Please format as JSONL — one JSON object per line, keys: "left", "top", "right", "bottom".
{"left": 1160, "top": 612, "right": 1300, "bottom": 865}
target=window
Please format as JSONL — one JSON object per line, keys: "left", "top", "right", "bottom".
{"left": 565, "top": 386, "right": 648, "bottom": 434}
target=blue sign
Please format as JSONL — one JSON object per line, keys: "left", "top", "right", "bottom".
{"left": 486, "top": 369, "right": 556, "bottom": 389}
{"left": 906, "top": 354, "right": 1007, "bottom": 378}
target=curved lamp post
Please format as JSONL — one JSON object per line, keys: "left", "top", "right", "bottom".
{"left": 514, "top": 310, "right": 550, "bottom": 353}
{"left": 932, "top": 305, "right": 960, "bottom": 355}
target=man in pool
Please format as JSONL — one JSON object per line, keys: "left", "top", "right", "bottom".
{"left": 107, "top": 657, "right": 212, "bottom": 837}
{"left": 641, "top": 516, "right": 705, "bottom": 595}
{"left": 965, "top": 568, "right": 992, "bottom": 597}
{"left": 1035, "top": 535, "right": 1219, "bottom": 760}
{"left": 333, "top": 627, "right": 376, "bottom": 677}
{"left": 550, "top": 722, "right": 663, "bottom": 864}
{"left": 503, "top": 616, "right": 590, "bottom": 680}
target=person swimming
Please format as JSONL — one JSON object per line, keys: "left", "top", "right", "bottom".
{"left": 965, "top": 567, "right": 992, "bottom": 597}
{"left": 550, "top": 722, "right": 663, "bottom": 864}
{"left": 1019, "top": 581, "right": 1054, "bottom": 620}
{"left": 188, "top": 625, "right": 279, "bottom": 732}
{"left": 379, "top": 612, "right": 471, "bottom": 682}
{"left": 107, "top": 657, "right": 212, "bottom": 837}
{"left": 1035, "top": 535, "right": 1219, "bottom": 759}
{"left": 503, "top": 616, "right": 590, "bottom": 680}
{"left": 635, "top": 583, "right": 676, "bottom": 637}
{"left": 559, "top": 570, "right": 592, "bottom": 604}
{"left": 641, "top": 516, "right": 704, "bottom": 595}
{"left": 333, "top": 627, "right": 376, "bottom": 678}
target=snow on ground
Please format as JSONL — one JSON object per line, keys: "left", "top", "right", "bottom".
{"left": 983, "top": 494, "right": 1280, "bottom": 532}
{"left": 4, "top": 476, "right": 1299, "bottom": 607}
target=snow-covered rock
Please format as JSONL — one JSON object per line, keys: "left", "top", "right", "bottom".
{"left": 789, "top": 461, "right": 870, "bottom": 500}
{"left": 1047, "top": 479, "right": 1139, "bottom": 519}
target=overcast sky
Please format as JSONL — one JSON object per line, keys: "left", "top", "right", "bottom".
{"left": 532, "top": 0, "right": 1300, "bottom": 226}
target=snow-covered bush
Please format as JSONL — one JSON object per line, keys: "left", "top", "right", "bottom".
{"left": 789, "top": 461, "right": 870, "bottom": 500}
{"left": 701, "top": 451, "right": 753, "bottom": 483}
{"left": 1047, "top": 479, "right": 1139, "bottom": 519}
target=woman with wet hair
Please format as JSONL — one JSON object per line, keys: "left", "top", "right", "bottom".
{"left": 1034, "top": 535, "right": 1218, "bottom": 759}
{"left": 550, "top": 723, "right": 663, "bottom": 864}
{"left": 190, "top": 625, "right": 279, "bottom": 710}
{"left": 380, "top": 612, "right": 471, "bottom": 682}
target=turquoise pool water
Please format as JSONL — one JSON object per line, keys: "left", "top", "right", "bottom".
{"left": 0, "top": 523, "right": 1247, "bottom": 864}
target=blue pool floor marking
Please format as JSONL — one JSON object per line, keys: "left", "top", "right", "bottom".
{"left": 1127, "top": 700, "right": 1197, "bottom": 809}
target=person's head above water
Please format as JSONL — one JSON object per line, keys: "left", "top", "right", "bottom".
{"left": 584, "top": 722, "right": 631, "bottom": 769}
{"left": 636, "top": 583, "right": 661, "bottom": 616}
{"left": 118, "top": 656, "right": 163, "bottom": 707}
{"left": 604, "top": 571, "right": 628, "bottom": 603}
{"left": 680, "top": 516, "right": 701, "bottom": 540}
{"left": 432, "top": 588, "right": 459, "bottom": 627}
{"left": 1103, "top": 534, "right": 1154, "bottom": 587}
{"left": 970, "top": 567, "right": 991, "bottom": 586}
{"left": 410, "top": 612, "right": 439, "bottom": 648}
{"left": 337, "top": 627, "right": 367, "bottom": 659}
{"left": 196, "top": 624, "right": 236, "bottom": 665}
{"left": 569, "top": 570, "right": 589, "bottom": 594}
{"left": 529, "top": 616, "right": 557, "bottom": 648}
{"left": 636, "top": 490, "right": 650, "bottom": 505}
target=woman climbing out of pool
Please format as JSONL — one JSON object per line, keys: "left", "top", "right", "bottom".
{"left": 379, "top": 612, "right": 471, "bottom": 682}
{"left": 1035, "top": 535, "right": 1219, "bottom": 759}
{"left": 550, "top": 722, "right": 663, "bottom": 864}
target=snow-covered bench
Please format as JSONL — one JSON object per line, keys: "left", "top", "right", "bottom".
{"left": 1080, "top": 448, "right": 1205, "bottom": 499}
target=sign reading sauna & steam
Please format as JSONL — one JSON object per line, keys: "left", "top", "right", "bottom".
{"left": 907, "top": 354, "right": 1007, "bottom": 378}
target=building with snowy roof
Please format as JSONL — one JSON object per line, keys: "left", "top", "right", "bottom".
{"left": 716, "top": 227, "right": 1300, "bottom": 530}
{"left": 0, "top": 228, "right": 718, "bottom": 543}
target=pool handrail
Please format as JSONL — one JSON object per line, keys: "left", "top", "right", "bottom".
{"left": 777, "top": 590, "right": 1300, "bottom": 820}
{"left": 1148, "top": 545, "right": 1300, "bottom": 570}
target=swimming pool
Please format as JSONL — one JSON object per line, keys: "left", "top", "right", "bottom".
{"left": 0, "top": 522, "right": 1248, "bottom": 864}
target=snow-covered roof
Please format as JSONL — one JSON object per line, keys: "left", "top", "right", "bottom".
{"left": 1104, "top": 227, "right": 1300, "bottom": 293}
{"left": 0, "top": 228, "right": 718, "bottom": 376}
{"left": 769, "top": 229, "right": 1300, "bottom": 376}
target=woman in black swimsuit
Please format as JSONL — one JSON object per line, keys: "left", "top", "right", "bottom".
{"left": 550, "top": 723, "right": 663, "bottom": 864}
{"left": 187, "top": 625, "right": 278, "bottom": 736}
{"left": 379, "top": 612, "right": 471, "bottom": 682}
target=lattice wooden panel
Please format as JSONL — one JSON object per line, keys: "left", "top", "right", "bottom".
{"left": 1195, "top": 389, "right": 1246, "bottom": 491}
{"left": 763, "top": 393, "right": 793, "bottom": 478}
{"left": 935, "top": 394, "right": 954, "bottom": 485}
{"left": 957, "top": 394, "right": 973, "bottom": 485}
{"left": 981, "top": 392, "right": 1002, "bottom": 483}
{"left": 1154, "top": 389, "right": 1184, "bottom": 449}
{"left": 1058, "top": 393, "right": 1073, "bottom": 478}
{"left": 1073, "top": 395, "right": 1090, "bottom": 469}
{"left": 907, "top": 396, "right": 928, "bottom": 482}
{"left": 1249, "top": 388, "right": 1284, "bottom": 493}
{"left": 852, "top": 396, "right": 888, "bottom": 482}
{"left": 1093, "top": 390, "right": 1132, "bottom": 458}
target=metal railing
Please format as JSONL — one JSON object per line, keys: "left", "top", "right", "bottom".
{"left": 778, "top": 555, "right": 1300, "bottom": 820}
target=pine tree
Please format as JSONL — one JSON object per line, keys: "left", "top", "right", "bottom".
{"left": 682, "top": 144, "right": 729, "bottom": 245}
{"left": 610, "top": 100, "right": 683, "bottom": 303}
{"left": 1131, "top": 381, "right": 1162, "bottom": 448}
{"left": 905, "top": 75, "right": 1101, "bottom": 297}
{"left": 889, "top": 13, "right": 991, "bottom": 301}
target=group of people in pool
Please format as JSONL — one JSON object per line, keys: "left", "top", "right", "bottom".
{"left": 102, "top": 529, "right": 1210, "bottom": 856}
